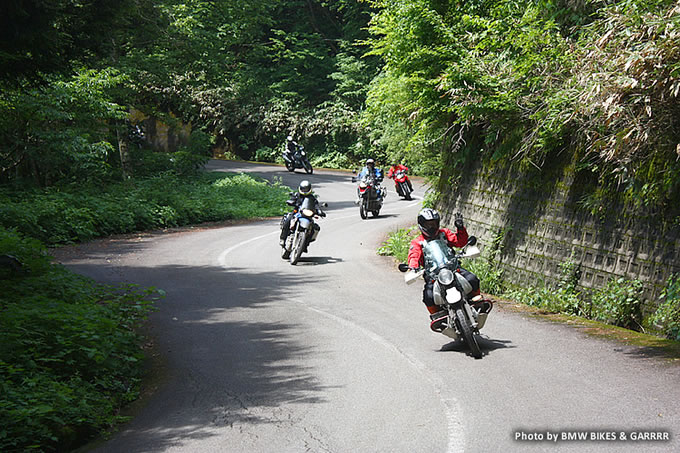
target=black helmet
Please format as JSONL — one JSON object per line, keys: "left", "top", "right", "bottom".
{"left": 417, "top": 208, "right": 440, "bottom": 239}
{"left": 299, "top": 180, "right": 312, "bottom": 195}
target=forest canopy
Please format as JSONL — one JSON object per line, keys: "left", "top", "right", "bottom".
{"left": 1, "top": 0, "right": 679, "bottom": 219}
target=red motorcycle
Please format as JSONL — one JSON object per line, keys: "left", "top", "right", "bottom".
{"left": 389, "top": 166, "right": 413, "bottom": 200}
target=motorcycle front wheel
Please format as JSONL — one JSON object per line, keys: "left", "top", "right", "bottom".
{"left": 303, "top": 159, "right": 313, "bottom": 174}
{"left": 403, "top": 183, "right": 413, "bottom": 200}
{"left": 455, "top": 307, "right": 482, "bottom": 359}
{"left": 289, "top": 230, "right": 306, "bottom": 265}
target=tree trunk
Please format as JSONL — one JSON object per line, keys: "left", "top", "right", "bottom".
{"left": 117, "top": 127, "right": 131, "bottom": 179}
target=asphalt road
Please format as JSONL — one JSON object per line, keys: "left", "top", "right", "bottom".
{"left": 56, "top": 160, "right": 679, "bottom": 453}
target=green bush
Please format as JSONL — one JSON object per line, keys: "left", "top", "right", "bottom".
{"left": 377, "top": 226, "right": 418, "bottom": 263}
{"left": 591, "top": 277, "right": 643, "bottom": 330}
{"left": 650, "top": 274, "right": 680, "bottom": 341}
{"left": 254, "top": 146, "right": 281, "bottom": 163}
{"left": 0, "top": 228, "right": 158, "bottom": 451}
{"left": 0, "top": 172, "right": 290, "bottom": 246}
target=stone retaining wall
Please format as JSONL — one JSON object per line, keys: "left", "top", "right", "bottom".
{"left": 438, "top": 164, "right": 680, "bottom": 313}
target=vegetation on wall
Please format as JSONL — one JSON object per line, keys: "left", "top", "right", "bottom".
{"left": 364, "top": 0, "right": 680, "bottom": 223}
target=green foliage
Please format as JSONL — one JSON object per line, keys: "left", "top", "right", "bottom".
{"left": 0, "top": 228, "right": 158, "bottom": 452}
{"left": 0, "top": 173, "right": 290, "bottom": 246}
{"left": 650, "top": 274, "right": 680, "bottom": 340}
{"left": 254, "top": 146, "right": 281, "bottom": 163}
{"left": 364, "top": 0, "right": 680, "bottom": 222}
{"left": 461, "top": 229, "right": 508, "bottom": 296}
{"left": 591, "top": 277, "right": 644, "bottom": 330}
{"left": 377, "top": 226, "right": 419, "bottom": 262}
{"left": 503, "top": 259, "right": 585, "bottom": 317}
{"left": 0, "top": 69, "right": 128, "bottom": 186}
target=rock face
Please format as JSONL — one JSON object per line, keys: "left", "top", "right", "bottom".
{"left": 129, "top": 108, "right": 191, "bottom": 153}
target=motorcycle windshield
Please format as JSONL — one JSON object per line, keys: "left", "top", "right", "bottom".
{"left": 299, "top": 197, "right": 315, "bottom": 212}
{"left": 422, "top": 239, "right": 455, "bottom": 275}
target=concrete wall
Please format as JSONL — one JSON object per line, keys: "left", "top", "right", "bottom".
{"left": 437, "top": 163, "right": 680, "bottom": 313}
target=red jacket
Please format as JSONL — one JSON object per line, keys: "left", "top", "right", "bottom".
{"left": 407, "top": 228, "right": 468, "bottom": 269}
{"left": 387, "top": 164, "right": 408, "bottom": 179}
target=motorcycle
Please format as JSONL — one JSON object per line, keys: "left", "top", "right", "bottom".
{"left": 352, "top": 174, "right": 385, "bottom": 219}
{"left": 283, "top": 145, "right": 313, "bottom": 174}
{"left": 398, "top": 236, "right": 492, "bottom": 359}
{"left": 393, "top": 169, "right": 413, "bottom": 200}
{"left": 280, "top": 197, "right": 326, "bottom": 265}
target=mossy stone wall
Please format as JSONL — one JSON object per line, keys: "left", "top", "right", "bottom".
{"left": 438, "top": 162, "right": 680, "bottom": 313}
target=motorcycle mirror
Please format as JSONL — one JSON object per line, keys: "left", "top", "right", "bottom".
{"left": 398, "top": 263, "right": 410, "bottom": 273}
{"left": 467, "top": 236, "right": 477, "bottom": 246}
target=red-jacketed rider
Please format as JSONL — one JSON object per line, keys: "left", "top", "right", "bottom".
{"left": 386, "top": 163, "right": 413, "bottom": 193}
{"left": 408, "top": 208, "right": 481, "bottom": 332}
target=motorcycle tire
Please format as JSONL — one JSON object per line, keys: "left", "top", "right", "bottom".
{"left": 455, "top": 307, "right": 482, "bottom": 359}
{"left": 281, "top": 244, "right": 290, "bottom": 260}
{"left": 303, "top": 160, "right": 313, "bottom": 174}
{"left": 289, "top": 230, "right": 305, "bottom": 265}
{"left": 371, "top": 209, "right": 380, "bottom": 217}
{"left": 359, "top": 202, "right": 368, "bottom": 220}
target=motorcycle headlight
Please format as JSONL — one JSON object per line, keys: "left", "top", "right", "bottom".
{"left": 437, "top": 268, "right": 455, "bottom": 286}
{"left": 302, "top": 209, "right": 315, "bottom": 217}
{"left": 301, "top": 151, "right": 306, "bottom": 156}
{"left": 359, "top": 182, "right": 367, "bottom": 189}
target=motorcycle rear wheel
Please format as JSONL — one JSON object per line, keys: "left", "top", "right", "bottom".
{"left": 456, "top": 307, "right": 482, "bottom": 359}
{"left": 371, "top": 209, "right": 380, "bottom": 217}
{"left": 289, "top": 230, "right": 305, "bottom": 265}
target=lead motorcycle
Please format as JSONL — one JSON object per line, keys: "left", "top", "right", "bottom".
{"left": 399, "top": 236, "right": 492, "bottom": 359}
{"left": 280, "top": 196, "right": 326, "bottom": 265}
{"left": 283, "top": 145, "right": 313, "bottom": 174}
{"left": 352, "top": 173, "right": 385, "bottom": 219}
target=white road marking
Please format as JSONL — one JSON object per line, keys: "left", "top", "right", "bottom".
{"left": 214, "top": 192, "right": 462, "bottom": 451}
{"left": 302, "top": 304, "right": 466, "bottom": 453}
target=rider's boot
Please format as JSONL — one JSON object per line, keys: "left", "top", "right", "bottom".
{"left": 427, "top": 305, "right": 447, "bottom": 332}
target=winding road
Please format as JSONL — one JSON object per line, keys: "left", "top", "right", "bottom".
{"left": 56, "top": 160, "right": 679, "bottom": 452}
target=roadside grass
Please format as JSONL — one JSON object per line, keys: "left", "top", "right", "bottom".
{"left": 0, "top": 172, "right": 292, "bottom": 247}
{"left": 378, "top": 226, "right": 680, "bottom": 361}
{"left": 0, "top": 171, "right": 292, "bottom": 451}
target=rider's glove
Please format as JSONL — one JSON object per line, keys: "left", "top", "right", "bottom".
{"left": 454, "top": 212, "right": 465, "bottom": 230}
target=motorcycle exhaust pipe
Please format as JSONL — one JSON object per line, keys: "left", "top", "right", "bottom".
{"left": 476, "top": 312, "right": 488, "bottom": 330}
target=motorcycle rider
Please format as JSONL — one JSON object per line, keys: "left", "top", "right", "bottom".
{"left": 280, "top": 180, "right": 326, "bottom": 246}
{"left": 407, "top": 208, "right": 483, "bottom": 332}
{"left": 386, "top": 162, "right": 413, "bottom": 195}
{"left": 356, "top": 158, "right": 384, "bottom": 204}
{"left": 284, "top": 135, "right": 299, "bottom": 162}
